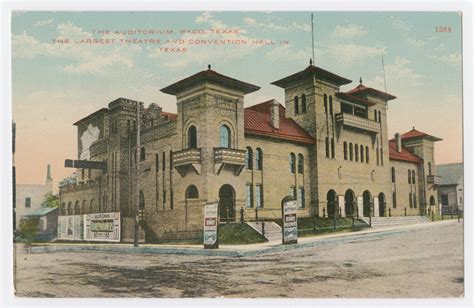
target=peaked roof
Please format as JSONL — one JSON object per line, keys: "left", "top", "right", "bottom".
{"left": 244, "top": 100, "right": 315, "bottom": 144}
{"left": 388, "top": 140, "right": 423, "bottom": 164}
{"left": 345, "top": 83, "right": 397, "bottom": 101}
{"left": 160, "top": 67, "right": 260, "bottom": 95}
{"left": 24, "top": 207, "right": 58, "bottom": 217}
{"left": 400, "top": 128, "right": 442, "bottom": 142}
{"left": 161, "top": 111, "right": 177, "bottom": 121}
{"left": 271, "top": 65, "right": 352, "bottom": 88}
{"left": 436, "top": 163, "right": 463, "bottom": 186}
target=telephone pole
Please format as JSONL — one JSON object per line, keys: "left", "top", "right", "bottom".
{"left": 134, "top": 101, "right": 141, "bottom": 247}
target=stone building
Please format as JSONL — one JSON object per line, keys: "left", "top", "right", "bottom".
{"left": 58, "top": 63, "right": 442, "bottom": 242}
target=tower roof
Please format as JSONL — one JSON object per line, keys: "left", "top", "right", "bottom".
{"left": 160, "top": 66, "right": 260, "bottom": 95}
{"left": 345, "top": 83, "right": 397, "bottom": 101}
{"left": 271, "top": 64, "right": 352, "bottom": 88}
{"left": 388, "top": 140, "right": 422, "bottom": 163}
{"left": 399, "top": 127, "right": 442, "bottom": 142}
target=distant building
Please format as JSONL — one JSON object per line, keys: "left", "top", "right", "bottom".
{"left": 58, "top": 64, "right": 443, "bottom": 242}
{"left": 436, "top": 163, "right": 463, "bottom": 214}
{"left": 22, "top": 207, "right": 58, "bottom": 241}
{"left": 16, "top": 165, "right": 53, "bottom": 228}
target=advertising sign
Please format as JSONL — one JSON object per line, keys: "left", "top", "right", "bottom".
{"left": 84, "top": 212, "right": 121, "bottom": 242}
{"left": 203, "top": 203, "right": 218, "bottom": 249}
{"left": 57, "top": 215, "right": 83, "bottom": 240}
{"left": 282, "top": 199, "right": 298, "bottom": 244}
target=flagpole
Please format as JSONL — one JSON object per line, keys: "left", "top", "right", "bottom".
{"left": 311, "top": 13, "right": 315, "bottom": 64}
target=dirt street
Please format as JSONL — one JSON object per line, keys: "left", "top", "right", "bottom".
{"left": 14, "top": 221, "right": 464, "bottom": 298}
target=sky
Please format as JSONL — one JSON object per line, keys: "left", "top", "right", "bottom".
{"left": 11, "top": 11, "right": 463, "bottom": 189}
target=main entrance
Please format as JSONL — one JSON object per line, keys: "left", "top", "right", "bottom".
{"left": 344, "top": 189, "right": 355, "bottom": 217}
{"left": 219, "top": 184, "right": 236, "bottom": 222}
{"left": 363, "top": 190, "right": 372, "bottom": 217}
{"left": 379, "top": 192, "right": 386, "bottom": 217}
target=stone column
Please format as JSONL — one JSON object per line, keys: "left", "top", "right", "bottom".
{"left": 357, "top": 196, "right": 363, "bottom": 218}
{"left": 373, "top": 196, "right": 379, "bottom": 217}
{"left": 338, "top": 195, "right": 345, "bottom": 217}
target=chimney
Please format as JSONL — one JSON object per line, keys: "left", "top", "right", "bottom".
{"left": 270, "top": 99, "right": 280, "bottom": 129}
{"left": 395, "top": 133, "right": 402, "bottom": 153}
{"left": 46, "top": 164, "right": 52, "bottom": 180}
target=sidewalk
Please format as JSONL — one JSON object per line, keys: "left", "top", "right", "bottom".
{"left": 27, "top": 219, "right": 460, "bottom": 257}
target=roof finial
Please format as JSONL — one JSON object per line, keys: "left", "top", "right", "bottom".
{"left": 207, "top": 64, "right": 211, "bottom": 70}
{"left": 359, "top": 77, "right": 363, "bottom": 85}
{"left": 309, "top": 58, "right": 313, "bottom": 66}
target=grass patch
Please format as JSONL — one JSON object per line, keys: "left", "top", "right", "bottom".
{"left": 430, "top": 213, "right": 462, "bottom": 222}
{"left": 218, "top": 223, "right": 267, "bottom": 245}
{"left": 272, "top": 216, "right": 369, "bottom": 237}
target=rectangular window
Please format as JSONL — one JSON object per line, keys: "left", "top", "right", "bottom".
{"left": 170, "top": 190, "right": 174, "bottom": 209}
{"left": 25, "top": 197, "right": 31, "bottom": 208}
{"left": 331, "top": 139, "right": 335, "bottom": 159}
{"left": 298, "top": 187, "right": 305, "bottom": 208}
{"left": 155, "top": 153, "right": 159, "bottom": 172}
{"left": 162, "top": 152, "right": 166, "bottom": 171}
{"left": 380, "top": 148, "right": 383, "bottom": 165}
{"left": 376, "top": 147, "right": 379, "bottom": 165}
{"left": 245, "top": 184, "right": 253, "bottom": 208}
{"left": 256, "top": 184, "right": 263, "bottom": 208}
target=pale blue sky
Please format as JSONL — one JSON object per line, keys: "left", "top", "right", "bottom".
{"left": 11, "top": 11, "right": 463, "bottom": 185}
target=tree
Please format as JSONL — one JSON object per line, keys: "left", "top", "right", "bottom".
{"left": 17, "top": 217, "right": 39, "bottom": 243}
{"left": 43, "top": 192, "right": 59, "bottom": 208}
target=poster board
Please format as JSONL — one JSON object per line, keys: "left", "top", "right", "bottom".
{"left": 84, "top": 212, "right": 121, "bottom": 242}
{"left": 203, "top": 203, "right": 218, "bottom": 249}
{"left": 282, "top": 199, "right": 298, "bottom": 244}
{"left": 57, "top": 215, "right": 83, "bottom": 240}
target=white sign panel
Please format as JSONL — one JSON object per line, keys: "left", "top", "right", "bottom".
{"left": 84, "top": 212, "right": 121, "bottom": 242}
{"left": 282, "top": 200, "right": 298, "bottom": 244}
{"left": 58, "top": 215, "right": 83, "bottom": 240}
{"left": 203, "top": 203, "right": 218, "bottom": 247}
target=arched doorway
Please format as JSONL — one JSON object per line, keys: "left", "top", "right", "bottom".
{"left": 344, "top": 189, "right": 355, "bottom": 217}
{"left": 363, "top": 190, "right": 372, "bottom": 217}
{"left": 430, "top": 195, "right": 436, "bottom": 206}
{"left": 327, "top": 190, "right": 337, "bottom": 217}
{"left": 219, "top": 184, "right": 235, "bottom": 222}
{"left": 378, "top": 193, "right": 386, "bottom": 217}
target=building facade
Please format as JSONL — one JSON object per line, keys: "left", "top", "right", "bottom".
{"left": 436, "top": 163, "right": 463, "bottom": 214}
{"left": 58, "top": 64, "right": 442, "bottom": 242}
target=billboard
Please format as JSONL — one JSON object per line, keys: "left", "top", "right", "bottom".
{"left": 203, "top": 203, "right": 218, "bottom": 249}
{"left": 57, "top": 215, "right": 83, "bottom": 240}
{"left": 84, "top": 212, "right": 121, "bottom": 242}
{"left": 282, "top": 200, "right": 298, "bottom": 244}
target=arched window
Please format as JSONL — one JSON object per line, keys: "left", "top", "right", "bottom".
{"left": 355, "top": 143, "right": 359, "bottom": 162}
{"left": 139, "top": 190, "right": 145, "bottom": 209}
{"left": 245, "top": 147, "right": 253, "bottom": 170}
{"left": 343, "top": 142, "right": 348, "bottom": 160}
{"left": 412, "top": 170, "right": 416, "bottom": 183}
{"left": 256, "top": 148, "right": 263, "bottom": 170}
{"left": 391, "top": 167, "right": 396, "bottom": 183}
{"left": 67, "top": 202, "right": 72, "bottom": 215}
{"left": 61, "top": 202, "right": 66, "bottom": 215}
{"left": 324, "top": 94, "right": 328, "bottom": 114}
{"left": 186, "top": 185, "right": 199, "bottom": 199}
{"left": 289, "top": 153, "right": 296, "bottom": 174}
{"left": 360, "top": 144, "right": 364, "bottom": 163}
{"left": 219, "top": 125, "right": 231, "bottom": 148}
{"left": 90, "top": 199, "right": 95, "bottom": 213}
{"left": 140, "top": 147, "right": 146, "bottom": 161}
{"left": 378, "top": 110, "right": 382, "bottom": 123}
{"left": 325, "top": 137, "right": 330, "bottom": 158}
{"left": 329, "top": 95, "right": 333, "bottom": 115}
{"left": 376, "top": 147, "right": 380, "bottom": 165}
{"left": 349, "top": 143, "right": 353, "bottom": 161}
{"left": 301, "top": 94, "right": 307, "bottom": 113}
{"left": 374, "top": 110, "right": 378, "bottom": 121}
{"left": 297, "top": 154, "right": 304, "bottom": 174}
{"left": 331, "top": 138, "right": 335, "bottom": 159}
{"left": 82, "top": 200, "right": 87, "bottom": 214}
{"left": 428, "top": 162, "right": 432, "bottom": 175}
{"left": 187, "top": 125, "right": 197, "bottom": 149}
{"left": 408, "top": 170, "right": 411, "bottom": 184}
{"left": 365, "top": 146, "right": 369, "bottom": 163}
{"left": 74, "top": 201, "right": 80, "bottom": 215}
{"left": 294, "top": 96, "right": 299, "bottom": 114}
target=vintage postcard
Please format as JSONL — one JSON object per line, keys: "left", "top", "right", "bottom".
{"left": 5, "top": 6, "right": 468, "bottom": 304}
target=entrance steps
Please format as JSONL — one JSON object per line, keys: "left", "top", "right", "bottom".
{"left": 247, "top": 221, "right": 282, "bottom": 243}
{"left": 366, "top": 216, "right": 431, "bottom": 228}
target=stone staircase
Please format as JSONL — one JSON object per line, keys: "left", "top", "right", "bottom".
{"left": 365, "top": 215, "right": 431, "bottom": 228}
{"left": 247, "top": 221, "right": 282, "bottom": 243}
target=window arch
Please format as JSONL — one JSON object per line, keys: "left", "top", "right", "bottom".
{"left": 408, "top": 170, "right": 411, "bottom": 184}
{"left": 74, "top": 201, "right": 80, "bottom": 215}
{"left": 329, "top": 95, "right": 333, "bottom": 115}
{"left": 301, "top": 94, "right": 307, "bottom": 113}
{"left": 61, "top": 202, "right": 66, "bottom": 215}
{"left": 187, "top": 125, "right": 197, "bottom": 149}
{"left": 186, "top": 185, "right": 199, "bottom": 199}
{"left": 289, "top": 153, "right": 296, "bottom": 174}
{"left": 360, "top": 144, "right": 364, "bottom": 163}
{"left": 365, "top": 146, "right": 369, "bottom": 163}
{"left": 67, "top": 202, "right": 72, "bottom": 215}
{"left": 412, "top": 169, "right": 416, "bottom": 183}
{"left": 219, "top": 125, "right": 231, "bottom": 148}
{"left": 331, "top": 138, "right": 335, "bottom": 159}
{"left": 297, "top": 154, "right": 304, "bottom": 174}
{"left": 355, "top": 143, "right": 359, "bottom": 162}
{"left": 256, "top": 148, "right": 263, "bottom": 170}
{"left": 324, "top": 94, "right": 328, "bottom": 113}
{"left": 391, "top": 167, "right": 396, "bottom": 183}
{"left": 374, "top": 110, "right": 378, "bottom": 121}
{"left": 245, "top": 147, "right": 253, "bottom": 170}
{"left": 294, "top": 96, "right": 299, "bottom": 114}
{"left": 349, "top": 143, "right": 354, "bottom": 161}
{"left": 343, "top": 142, "right": 348, "bottom": 160}
{"left": 378, "top": 110, "right": 382, "bottom": 123}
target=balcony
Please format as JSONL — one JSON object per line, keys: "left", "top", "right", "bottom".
{"left": 335, "top": 112, "right": 380, "bottom": 134}
{"left": 214, "top": 147, "right": 246, "bottom": 175}
{"left": 427, "top": 175, "right": 441, "bottom": 185}
{"left": 173, "top": 148, "right": 201, "bottom": 176}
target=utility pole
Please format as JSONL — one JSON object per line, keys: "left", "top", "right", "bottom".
{"left": 134, "top": 101, "right": 141, "bottom": 247}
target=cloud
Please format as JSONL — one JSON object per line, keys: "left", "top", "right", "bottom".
{"left": 12, "top": 23, "right": 141, "bottom": 75}
{"left": 326, "top": 43, "right": 384, "bottom": 67}
{"left": 331, "top": 24, "right": 367, "bottom": 39}
{"left": 265, "top": 44, "right": 319, "bottom": 64}
{"left": 406, "top": 38, "right": 425, "bottom": 48}
{"left": 389, "top": 16, "right": 412, "bottom": 31}
{"left": 243, "top": 16, "right": 310, "bottom": 32}
{"left": 34, "top": 18, "right": 54, "bottom": 27}
{"left": 368, "top": 56, "right": 426, "bottom": 88}
{"left": 429, "top": 52, "right": 462, "bottom": 67}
